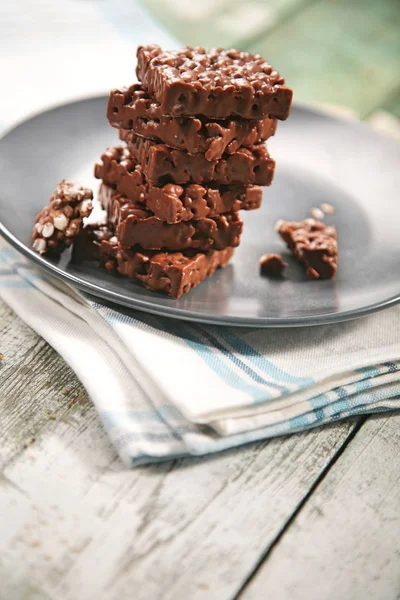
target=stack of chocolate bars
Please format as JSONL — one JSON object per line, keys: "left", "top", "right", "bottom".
{"left": 94, "top": 45, "right": 292, "bottom": 298}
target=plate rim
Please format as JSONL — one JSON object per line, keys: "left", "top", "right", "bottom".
{"left": 0, "top": 96, "right": 399, "bottom": 328}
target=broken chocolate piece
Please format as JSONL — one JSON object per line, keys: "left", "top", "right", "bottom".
{"left": 277, "top": 218, "right": 338, "bottom": 279}
{"left": 32, "top": 180, "right": 93, "bottom": 256}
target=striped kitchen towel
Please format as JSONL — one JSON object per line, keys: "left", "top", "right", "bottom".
{"left": 1, "top": 239, "right": 399, "bottom": 466}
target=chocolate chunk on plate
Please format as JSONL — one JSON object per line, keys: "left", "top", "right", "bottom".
{"left": 121, "top": 130, "right": 275, "bottom": 186}
{"left": 277, "top": 218, "right": 338, "bottom": 279}
{"left": 100, "top": 236, "right": 234, "bottom": 299}
{"left": 32, "top": 180, "right": 93, "bottom": 256}
{"left": 98, "top": 184, "right": 243, "bottom": 252}
{"left": 136, "top": 45, "right": 292, "bottom": 120}
{"left": 107, "top": 85, "right": 277, "bottom": 160}
{"left": 95, "top": 146, "right": 262, "bottom": 223}
{"left": 259, "top": 253, "right": 288, "bottom": 277}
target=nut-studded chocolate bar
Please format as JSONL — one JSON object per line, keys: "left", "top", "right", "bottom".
{"left": 99, "top": 184, "right": 243, "bottom": 251}
{"left": 100, "top": 235, "right": 234, "bottom": 298}
{"left": 277, "top": 218, "right": 338, "bottom": 279}
{"left": 95, "top": 146, "right": 262, "bottom": 224}
{"left": 136, "top": 45, "right": 293, "bottom": 120}
{"left": 32, "top": 180, "right": 93, "bottom": 256}
{"left": 107, "top": 85, "right": 277, "bottom": 160}
{"left": 121, "top": 130, "right": 275, "bottom": 186}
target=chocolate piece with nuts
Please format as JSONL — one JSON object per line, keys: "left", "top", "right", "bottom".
{"left": 277, "top": 218, "right": 338, "bottom": 279}
{"left": 98, "top": 184, "right": 243, "bottom": 252}
{"left": 107, "top": 85, "right": 277, "bottom": 160}
{"left": 259, "top": 253, "right": 288, "bottom": 277}
{"left": 32, "top": 180, "right": 93, "bottom": 256}
{"left": 100, "top": 235, "right": 234, "bottom": 299}
{"left": 95, "top": 146, "right": 262, "bottom": 223}
{"left": 136, "top": 45, "right": 293, "bottom": 120}
{"left": 121, "top": 130, "right": 275, "bottom": 186}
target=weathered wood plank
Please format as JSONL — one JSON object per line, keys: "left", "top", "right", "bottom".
{"left": 240, "top": 413, "right": 400, "bottom": 600}
{"left": 247, "top": 0, "right": 400, "bottom": 117}
{"left": 142, "top": 0, "right": 315, "bottom": 49}
{"left": 0, "top": 300, "right": 90, "bottom": 469}
{"left": 0, "top": 424, "right": 359, "bottom": 600}
{"left": 0, "top": 302, "right": 361, "bottom": 600}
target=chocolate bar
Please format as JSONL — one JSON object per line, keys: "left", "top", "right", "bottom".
{"left": 107, "top": 85, "right": 277, "bottom": 160}
{"left": 136, "top": 45, "right": 293, "bottom": 119}
{"left": 98, "top": 184, "right": 243, "bottom": 251}
{"left": 277, "top": 218, "right": 338, "bottom": 279}
{"left": 100, "top": 236, "right": 234, "bottom": 298}
{"left": 121, "top": 130, "right": 275, "bottom": 186}
{"left": 95, "top": 146, "right": 262, "bottom": 223}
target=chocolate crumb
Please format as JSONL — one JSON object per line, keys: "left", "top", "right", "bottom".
{"left": 311, "top": 207, "right": 325, "bottom": 220}
{"left": 320, "top": 202, "right": 335, "bottom": 215}
{"left": 260, "top": 253, "right": 288, "bottom": 277}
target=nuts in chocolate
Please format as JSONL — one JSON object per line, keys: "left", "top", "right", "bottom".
{"left": 32, "top": 180, "right": 93, "bottom": 256}
{"left": 100, "top": 234, "right": 234, "bottom": 298}
{"left": 95, "top": 146, "right": 262, "bottom": 223}
{"left": 107, "top": 85, "right": 277, "bottom": 160}
{"left": 98, "top": 184, "right": 243, "bottom": 251}
{"left": 277, "top": 218, "right": 338, "bottom": 279}
{"left": 136, "top": 45, "right": 293, "bottom": 119}
{"left": 122, "top": 130, "right": 275, "bottom": 186}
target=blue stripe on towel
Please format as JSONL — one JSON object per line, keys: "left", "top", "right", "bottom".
{"left": 193, "top": 325, "right": 291, "bottom": 393}
{"left": 216, "top": 328, "right": 314, "bottom": 386}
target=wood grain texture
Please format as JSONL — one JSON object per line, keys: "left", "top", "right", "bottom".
{"left": 0, "top": 300, "right": 89, "bottom": 470}
{"left": 0, "top": 427, "right": 358, "bottom": 600}
{"left": 0, "top": 299, "right": 360, "bottom": 600}
{"left": 247, "top": 0, "right": 400, "bottom": 117}
{"left": 240, "top": 413, "right": 400, "bottom": 600}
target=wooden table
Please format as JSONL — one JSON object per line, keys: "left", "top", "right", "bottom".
{"left": 1, "top": 1, "right": 400, "bottom": 598}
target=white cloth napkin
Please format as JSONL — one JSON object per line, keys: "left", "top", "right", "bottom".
{"left": 1, "top": 244, "right": 399, "bottom": 466}
{"left": 1, "top": 0, "right": 399, "bottom": 466}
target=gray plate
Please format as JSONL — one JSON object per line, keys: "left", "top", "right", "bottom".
{"left": 0, "top": 96, "right": 399, "bottom": 327}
